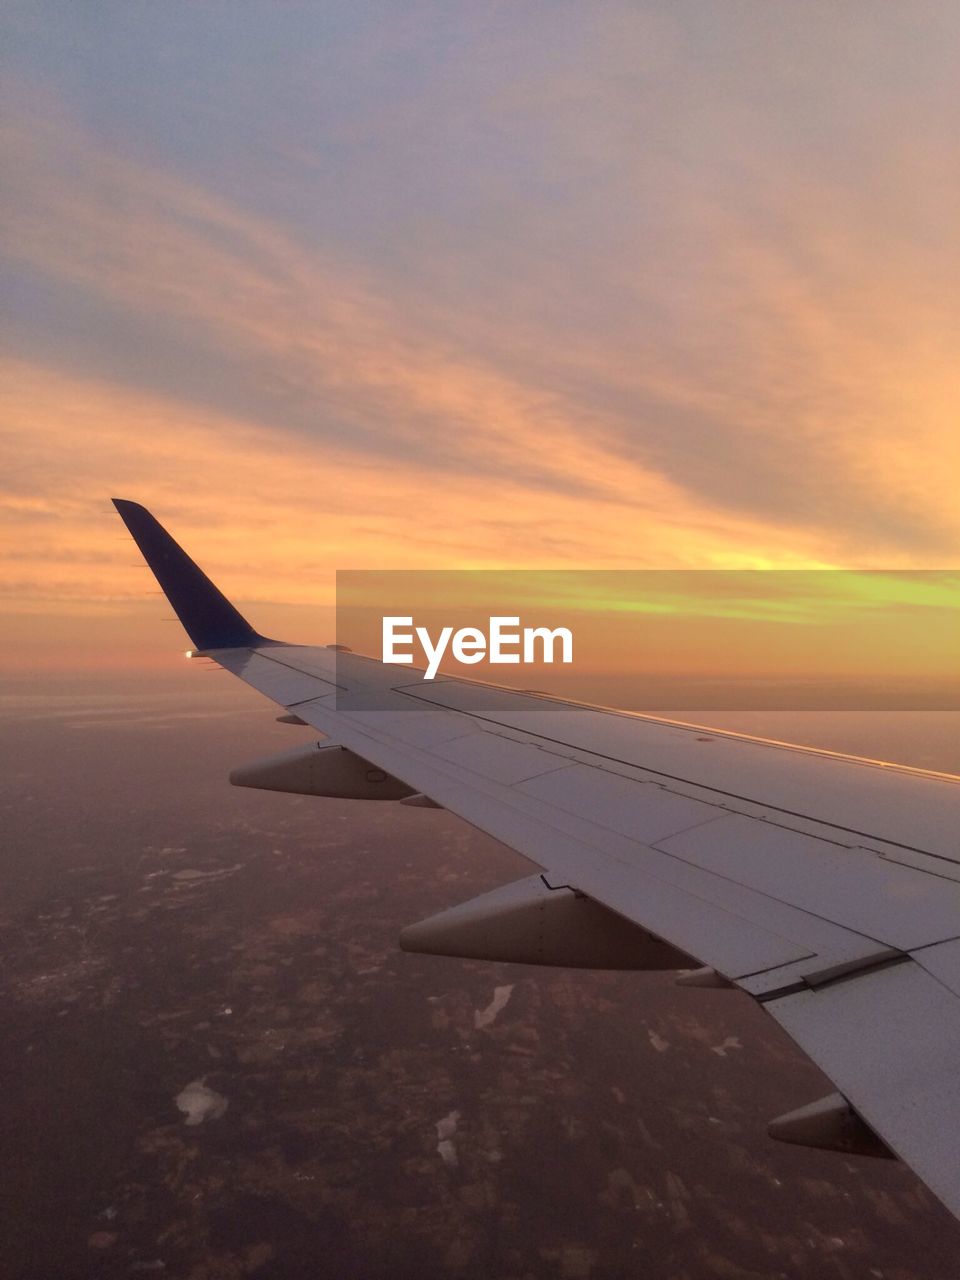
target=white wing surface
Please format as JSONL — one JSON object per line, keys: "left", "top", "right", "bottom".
{"left": 113, "top": 500, "right": 960, "bottom": 1220}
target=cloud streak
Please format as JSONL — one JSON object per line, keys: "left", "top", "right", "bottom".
{"left": 2, "top": 4, "right": 960, "bottom": 681}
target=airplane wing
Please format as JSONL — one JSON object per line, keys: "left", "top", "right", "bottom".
{"left": 113, "top": 499, "right": 960, "bottom": 1220}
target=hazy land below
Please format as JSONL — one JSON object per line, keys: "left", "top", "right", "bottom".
{"left": 1, "top": 672, "right": 958, "bottom": 1279}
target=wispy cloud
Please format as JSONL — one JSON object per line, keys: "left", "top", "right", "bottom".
{"left": 2, "top": 0, "right": 959, "bottom": 678}
{"left": 0, "top": 351, "right": 825, "bottom": 622}
{"left": 2, "top": 98, "right": 706, "bottom": 509}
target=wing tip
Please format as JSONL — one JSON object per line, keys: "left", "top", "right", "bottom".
{"left": 112, "top": 497, "right": 275, "bottom": 651}
{"left": 112, "top": 496, "right": 147, "bottom": 517}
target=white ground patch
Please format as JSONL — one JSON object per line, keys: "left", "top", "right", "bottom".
{"left": 175, "top": 1080, "right": 228, "bottom": 1126}
{"left": 435, "top": 1110, "right": 461, "bottom": 1167}
{"left": 473, "top": 984, "right": 514, "bottom": 1030}
{"left": 171, "top": 864, "right": 241, "bottom": 885}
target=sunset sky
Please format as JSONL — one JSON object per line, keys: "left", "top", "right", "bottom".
{"left": 3, "top": 3, "right": 959, "bottom": 673}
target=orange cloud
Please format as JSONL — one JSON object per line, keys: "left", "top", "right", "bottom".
{"left": 3, "top": 87, "right": 959, "bottom": 674}
{"left": 5, "top": 93, "right": 959, "bottom": 565}
{"left": 3, "top": 100, "right": 695, "bottom": 511}
{"left": 0, "top": 354, "right": 830, "bottom": 605}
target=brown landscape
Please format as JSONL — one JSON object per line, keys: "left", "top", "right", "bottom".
{"left": 2, "top": 679, "right": 959, "bottom": 1280}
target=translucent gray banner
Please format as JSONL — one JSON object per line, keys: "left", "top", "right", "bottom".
{"left": 334, "top": 570, "right": 959, "bottom": 712}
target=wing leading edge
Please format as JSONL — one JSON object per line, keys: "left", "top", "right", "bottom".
{"left": 114, "top": 500, "right": 960, "bottom": 1222}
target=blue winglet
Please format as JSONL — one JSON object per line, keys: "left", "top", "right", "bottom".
{"left": 113, "top": 499, "right": 274, "bottom": 651}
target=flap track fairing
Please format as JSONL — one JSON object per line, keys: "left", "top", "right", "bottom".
{"left": 400, "top": 873, "right": 696, "bottom": 970}
{"left": 230, "top": 743, "right": 416, "bottom": 801}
